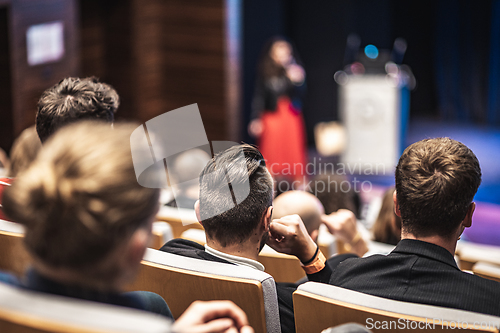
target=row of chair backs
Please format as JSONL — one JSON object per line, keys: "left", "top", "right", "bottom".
{"left": 473, "top": 262, "right": 500, "bottom": 283}
{"left": 127, "top": 248, "right": 281, "bottom": 333}
{"left": 181, "top": 228, "right": 307, "bottom": 283}
{"left": 155, "top": 206, "right": 202, "bottom": 239}
{"left": 456, "top": 242, "right": 500, "bottom": 271}
{"left": 0, "top": 219, "right": 173, "bottom": 274}
{"left": 0, "top": 282, "right": 172, "bottom": 333}
{"left": 293, "top": 282, "right": 500, "bottom": 333}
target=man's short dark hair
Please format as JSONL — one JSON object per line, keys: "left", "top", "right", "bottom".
{"left": 36, "top": 77, "right": 119, "bottom": 142}
{"left": 395, "top": 137, "right": 481, "bottom": 238}
{"left": 198, "top": 144, "right": 273, "bottom": 247}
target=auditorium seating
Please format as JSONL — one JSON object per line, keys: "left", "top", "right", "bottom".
{"left": 180, "top": 228, "right": 307, "bottom": 283}
{"left": 156, "top": 206, "right": 203, "bottom": 238}
{"left": 293, "top": 282, "right": 500, "bottom": 333}
{"left": 127, "top": 248, "right": 280, "bottom": 333}
{"left": 150, "top": 222, "right": 174, "bottom": 250}
{"left": 0, "top": 219, "right": 172, "bottom": 274}
{"left": 0, "top": 219, "right": 30, "bottom": 276}
{"left": 259, "top": 245, "right": 306, "bottom": 283}
{"left": 0, "top": 282, "right": 172, "bottom": 333}
{"left": 473, "top": 262, "right": 500, "bottom": 283}
{"left": 456, "top": 242, "right": 500, "bottom": 271}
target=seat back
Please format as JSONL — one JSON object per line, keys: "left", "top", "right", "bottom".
{"left": 0, "top": 282, "right": 172, "bottom": 333}
{"left": 293, "top": 282, "right": 500, "bottom": 333}
{"left": 0, "top": 220, "right": 31, "bottom": 276}
{"left": 150, "top": 222, "right": 174, "bottom": 250}
{"left": 180, "top": 229, "right": 306, "bottom": 283}
{"left": 456, "top": 242, "right": 500, "bottom": 271}
{"left": 128, "top": 248, "right": 280, "bottom": 333}
{"left": 155, "top": 206, "right": 203, "bottom": 238}
{"left": 259, "top": 245, "right": 305, "bottom": 283}
{"left": 473, "top": 262, "right": 500, "bottom": 283}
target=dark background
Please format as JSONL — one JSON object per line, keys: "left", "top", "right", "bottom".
{"left": 242, "top": 0, "right": 498, "bottom": 146}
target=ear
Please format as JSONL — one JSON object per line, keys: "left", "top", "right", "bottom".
{"left": 393, "top": 190, "right": 401, "bottom": 217}
{"left": 194, "top": 200, "right": 202, "bottom": 224}
{"left": 125, "top": 227, "right": 150, "bottom": 267}
{"left": 462, "top": 202, "right": 475, "bottom": 229}
{"left": 262, "top": 206, "right": 273, "bottom": 232}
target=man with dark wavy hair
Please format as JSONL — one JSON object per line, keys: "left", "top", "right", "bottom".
{"left": 36, "top": 77, "right": 119, "bottom": 143}
{"left": 0, "top": 77, "right": 119, "bottom": 220}
{"left": 161, "top": 144, "right": 327, "bottom": 333}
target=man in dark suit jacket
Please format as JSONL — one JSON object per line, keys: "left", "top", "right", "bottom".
{"left": 160, "top": 144, "right": 336, "bottom": 333}
{"left": 271, "top": 137, "right": 500, "bottom": 317}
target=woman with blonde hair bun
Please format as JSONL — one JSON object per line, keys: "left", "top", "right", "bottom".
{"left": 2, "top": 121, "right": 170, "bottom": 315}
{"left": 0, "top": 121, "right": 255, "bottom": 333}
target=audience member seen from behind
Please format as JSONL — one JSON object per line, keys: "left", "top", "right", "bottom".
{"left": 165, "top": 148, "right": 211, "bottom": 210}
{"left": 36, "top": 77, "right": 119, "bottom": 143}
{"left": 309, "top": 175, "right": 368, "bottom": 256}
{"left": 0, "top": 125, "right": 41, "bottom": 221}
{"left": 0, "top": 122, "right": 254, "bottom": 333}
{"left": 325, "top": 138, "right": 500, "bottom": 316}
{"left": 0, "top": 77, "right": 119, "bottom": 219}
{"left": 372, "top": 186, "right": 401, "bottom": 245}
{"left": 7, "top": 125, "right": 42, "bottom": 178}
{"left": 161, "top": 144, "right": 340, "bottom": 333}
{"left": 266, "top": 138, "right": 500, "bottom": 317}
{"left": 273, "top": 190, "right": 324, "bottom": 243}
{"left": 310, "top": 174, "right": 359, "bottom": 217}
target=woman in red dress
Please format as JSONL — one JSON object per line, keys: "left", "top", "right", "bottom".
{"left": 249, "top": 37, "right": 307, "bottom": 183}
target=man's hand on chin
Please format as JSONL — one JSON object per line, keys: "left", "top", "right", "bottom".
{"left": 266, "top": 214, "right": 318, "bottom": 263}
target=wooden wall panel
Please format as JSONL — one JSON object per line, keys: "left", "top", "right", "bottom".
{"left": 0, "top": 6, "right": 13, "bottom": 152}
{"left": 8, "top": 0, "right": 79, "bottom": 148}
{"left": 80, "top": 0, "right": 241, "bottom": 142}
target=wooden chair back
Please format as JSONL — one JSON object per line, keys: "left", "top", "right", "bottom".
{"left": 473, "top": 262, "right": 500, "bottom": 283}
{"left": 0, "top": 282, "right": 171, "bottom": 333}
{"left": 0, "top": 220, "right": 31, "bottom": 276}
{"left": 456, "top": 242, "right": 500, "bottom": 271}
{"left": 258, "top": 246, "right": 305, "bottom": 283}
{"left": 149, "top": 222, "right": 174, "bottom": 250}
{"left": 293, "top": 282, "right": 500, "bottom": 333}
{"left": 155, "top": 206, "right": 203, "bottom": 238}
{"left": 179, "top": 229, "right": 307, "bottom": 283}
{"left": 127, "top": 248, "right": 280, "bottom": 333}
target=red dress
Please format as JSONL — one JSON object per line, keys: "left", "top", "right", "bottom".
{"left": 258, "top": 97, "right": 307, "bottom": 180}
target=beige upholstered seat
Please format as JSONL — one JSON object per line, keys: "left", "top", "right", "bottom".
{"left": 0, "top": 219, "right": 30, "bottom": 276}
{"left": 128, "top": 248, "right": 280, "bottom": 333}
{"left": 155, "top": 206, "right": 203, "bottom": 238}
{"left": 294, "top": 282, "right": 500, "bottom": 333}
{"left": 0, "top": 282, "right": 172, "bottom": 333}
{"left": 473, "top": 262, "right": 500, "bottom": 283}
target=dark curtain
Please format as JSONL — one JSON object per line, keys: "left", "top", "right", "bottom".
{"left": 488, "top": 0, "right": 500, "bottom": 124}
{"left": 434, "top": 0, "right": 496, "bottom": 124}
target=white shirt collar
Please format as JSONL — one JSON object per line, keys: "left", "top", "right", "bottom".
{"left": 205, "top": 244, "right": 265, "bottom": 271}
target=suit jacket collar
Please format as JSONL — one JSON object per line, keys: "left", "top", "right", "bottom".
{"left": 391, "top": 239, "right": 459, "bottom": 270}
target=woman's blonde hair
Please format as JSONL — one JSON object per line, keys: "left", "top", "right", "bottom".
{"left": 3, "top": 121, "right": 159, "bottom": 273}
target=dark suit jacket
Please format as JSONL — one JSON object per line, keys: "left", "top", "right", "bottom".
{"left": 329, "top": 239, "right": 500, "bottom": 316}
{"left": 160, "top": 238, "right": 297, "bottom": 333}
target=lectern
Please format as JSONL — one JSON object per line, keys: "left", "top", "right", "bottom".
{"left": 339, "top": 74, "right": 409, "bottom": 175}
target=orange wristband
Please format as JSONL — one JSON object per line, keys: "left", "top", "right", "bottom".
{"left": 301, "top": 250, "right": 326, "bottom": 275}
